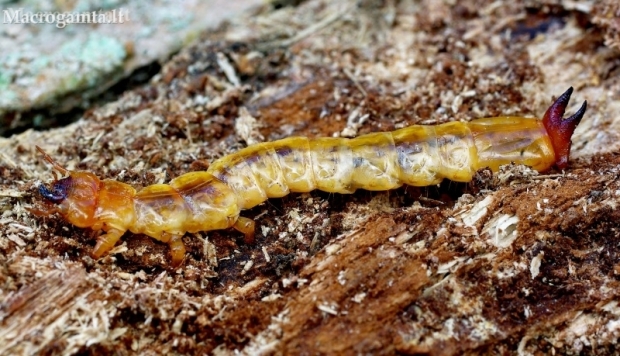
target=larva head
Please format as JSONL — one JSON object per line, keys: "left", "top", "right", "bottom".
{"left": 36, "top": 146, "right": 101, "bottom": 228}
{"left": 542, "top": 87, "right": 587, "bottom": 170}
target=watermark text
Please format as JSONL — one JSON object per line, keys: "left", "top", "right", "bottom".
{"left": 3, "top": 8, "right": 128, "bottom": 28}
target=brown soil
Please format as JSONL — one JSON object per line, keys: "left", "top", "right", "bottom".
{"left": 2, "top": 1, "right": 620, "bottom": 355}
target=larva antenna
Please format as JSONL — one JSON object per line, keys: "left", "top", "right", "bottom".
{"left": 36, "top": 145, "right": 69, "bottom": 179}
{"left": 542, "top": 87, "right": 587, "bottom": 170}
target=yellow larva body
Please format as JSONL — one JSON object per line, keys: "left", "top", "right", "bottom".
{"left": 208, "top": 117, "right": 553, "bottom": 206}
{"left": 119, "top": 117, "right": 554, "bottom": 265}
{"left": 36, "top": 88, "right": 587, "bottom": 266}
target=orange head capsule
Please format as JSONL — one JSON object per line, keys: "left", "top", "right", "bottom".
{"left": 36, "top": 146, "right": 102, "bottom": 228}
{"left": 542, "top": 87, "right": 587, "bottom": 170}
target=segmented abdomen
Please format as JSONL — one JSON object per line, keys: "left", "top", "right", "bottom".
{"left": 206, "top": 120, "right": 502, "bottom": 210}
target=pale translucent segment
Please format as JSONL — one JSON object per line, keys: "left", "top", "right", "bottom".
{"left": 392, "top": 123, "right": 477, "bottom": 185}
{"left": 392, "top": 125, "right": 443, "bottom": 186}
{"left": 208, "top": 154, "right": 267, "bottom": 210}
{"left": 245, "top": 146, "right": 289, "bottom": 198}
{"left": 269, "top": 137, "right": 316, "bottom": 193}
{"left": 434, "top": 122, "right": 477, "bottom": 182}
{"left": 208, "top": 138, "right": 318, "bottom": 209}
{"left": 348, "top": 132, "right": 402, "bottom": 190}
{"left": 468, "top": 118, "right": 554, "bottom": 172}
{"left": 226, "top": 164, "right": 267, "bottom": 209}
{"left": 309, "top": 138, "right": 355, "bottom": 193}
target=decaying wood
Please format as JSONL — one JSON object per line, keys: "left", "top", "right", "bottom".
{"left": 2, "top": 0, "right": 620, "bottom": 355}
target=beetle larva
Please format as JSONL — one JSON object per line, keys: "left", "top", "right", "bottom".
{"left": 36, "top": 88, "right": 586, "bottom": 266}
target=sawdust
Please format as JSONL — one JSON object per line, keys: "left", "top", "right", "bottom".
{"left": 1, "top": 0, "right": 620, "bottom": 355}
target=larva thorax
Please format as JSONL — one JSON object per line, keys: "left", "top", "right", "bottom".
{"left": 36, "top": 87, "right": 587, "bottom": 266}
{"left": 131, "top": 172, "right": 239, "bottom": 237}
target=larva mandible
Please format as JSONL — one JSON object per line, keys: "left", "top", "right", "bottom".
{"left": 36, "top": 87, "right": 586, "bottom": 266}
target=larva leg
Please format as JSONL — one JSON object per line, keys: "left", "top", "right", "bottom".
{"left": 92, "top": 228, "right": 125, "bottom": 259}
{"left": 233, "top": 217, "right": 255, "bottom": 243}
{"left": 159, "top": 232, "right": 186, "bottom": 266}
{"left": 166, "top": 234, "right": 186, "bottom": 267}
